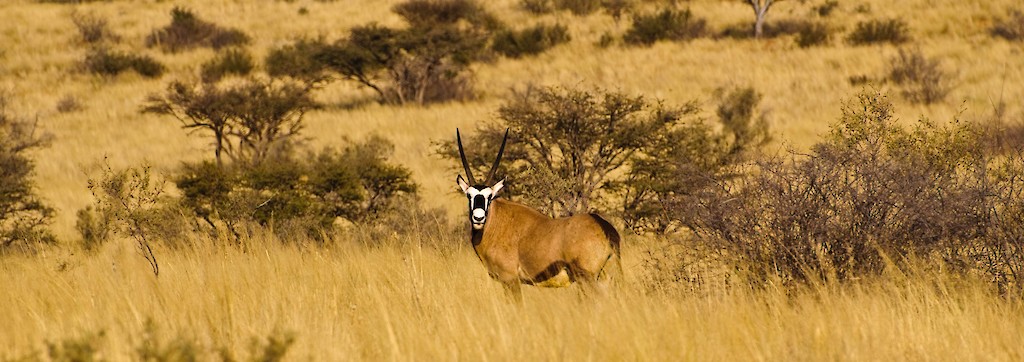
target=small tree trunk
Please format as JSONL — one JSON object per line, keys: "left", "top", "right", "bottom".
{"left": 749, "top": 0, "right": 775, "bottom": 39}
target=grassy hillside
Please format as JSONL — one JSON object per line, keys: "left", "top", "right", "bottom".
{"left": 1, "top": 0, "right": 1021, "bottom": 239}
{"left": 2, "top": 0, "right": 1024, "bottom": 359}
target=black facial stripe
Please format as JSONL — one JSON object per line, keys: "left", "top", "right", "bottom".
{"left": 472, "top": 194, "right": 486, "bottom": 211}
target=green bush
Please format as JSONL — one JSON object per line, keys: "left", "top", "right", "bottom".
{"left": 200, "top": 48, "right": 255, "bottom": 83}
{"left": 623, "top": 8, "right": 706, "bottom": 46}
{"left": 492, "top": 23, "right": 570, "bottom": 58}
{"left": 146, "top": 7, "right": 250, "bottom": 52}
{"left": 0, "top": 94, "right": 55, "bottom": 251}
{"left": 83, "top": 47, "right": 165, "bottom": 78}
{"left": 175, "top": 137, "right": 418, "bottom": 240}
{"left": 846, "top": 18, "right": 911, "bottom": 45}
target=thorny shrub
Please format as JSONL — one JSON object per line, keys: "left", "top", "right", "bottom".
{"left": 676, "top": 90, "right": 1024, "bottom": 290}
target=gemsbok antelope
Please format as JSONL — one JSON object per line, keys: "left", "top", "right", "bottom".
{"left": 455, "top": 129, "right": 622, "bottom": 299}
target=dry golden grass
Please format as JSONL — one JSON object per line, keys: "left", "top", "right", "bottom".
{"left": 2, "top": 235, "right": 1024, "bottom": 360}
{"left": 3, "top": 0, "right": 1024, "bottom": 359}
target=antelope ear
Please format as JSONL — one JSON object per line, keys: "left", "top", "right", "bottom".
{"left": 491, "top": 178, "right": 505, "bottom": 196}
{"left": 457, "top": 175, "right": 470, "bottom": 193}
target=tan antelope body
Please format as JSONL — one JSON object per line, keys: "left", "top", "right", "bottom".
{"left": 456, "top": 129, "right": 621, "bottom": 299}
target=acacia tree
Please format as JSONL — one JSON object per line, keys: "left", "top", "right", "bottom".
{"left": 143, "top": 77, "right": 317, "bottom": 166}
{"left": 439, "top": 86, "right": 699, "bottom": 217}
{"left": 316, "top": 0, "right": 500, "bottom": 105}
{"left": 439, "top": 86, "right": 770, "bottom": 234}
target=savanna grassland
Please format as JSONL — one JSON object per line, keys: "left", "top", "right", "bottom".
{"left": 2, "top": 0, "right": 1024, "bottom": 360}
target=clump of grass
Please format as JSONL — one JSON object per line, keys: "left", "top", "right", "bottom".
{"left": 492, "top": 23, "right": 570, "bottom": 58}
{"left": 887, "top": 47, "right": 951, "bottom": 104}
{"left": 847, "top": 18, "right": 911, "bottom": 45}
{"left": 146, "top": 7, "right": 250, "bottom": 52}
{"left": 201, "top": 48, "right": 255, "bottom": 83}
{"left": 992, "top": 10, "right": 1024, "bottom": 41}
{"left": 624, "top": 8, "right": 707, "bottom": 46}
{"left": 83, "top": 47, "right": 165, "bottom": 78}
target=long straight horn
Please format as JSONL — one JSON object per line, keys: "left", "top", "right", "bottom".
{"left": 457, "top": 128, "right": 476, "bottom": 185}
{"left": 486, "top": 128, "right": 509, "bottom": 184}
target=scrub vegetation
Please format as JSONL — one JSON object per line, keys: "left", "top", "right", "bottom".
{"left": 3, "top": 0, "right": 1024, "bottom": 359}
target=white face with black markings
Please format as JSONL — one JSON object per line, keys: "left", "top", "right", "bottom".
{"left": 457, "top": 176, "right": 504, "bottom": 230}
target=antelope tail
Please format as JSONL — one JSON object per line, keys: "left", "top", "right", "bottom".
{"left": 589, "top": 213, "right": 624, "bottom": 281}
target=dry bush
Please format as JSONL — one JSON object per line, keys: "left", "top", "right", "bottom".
{"left": 82, "top": 47, "right": 165, "bottom": 78}
{"left": 146, "top": 7, "right": 249, "bottom": 52}
{"left": 992, "top": 10, "right": 1024, "bottom": 41}
{"left": 624, "top": 7, "right": 707, "bottom": 46}
{"left": 70, "top": 10, "right": 119, "bottom": 44}
{"left": 674, "top": 90, "right": 1021, "bottom": 286}
{"left": 492, "top": 23, "right": 570, "bottom": 58}
{"left": 847, "top": 18, "right": 911, "bottom": 45}
{"left": 200, "top": 48, "right": 255, "bottom": 83}
{"left": 0, "top": 94, "right": 55, "bottom": 251}
{"left": 796, "top": 21, "right": 831, "bottom": 47}
{"left": 887, "top": 48, "right": 951, "bottom": 104}
{"left": 79, "top": 162, "right": 168, "bottom": 275}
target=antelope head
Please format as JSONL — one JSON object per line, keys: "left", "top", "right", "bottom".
{"left": 456, "top": 128, "right": 508, "bottom": 230}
